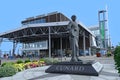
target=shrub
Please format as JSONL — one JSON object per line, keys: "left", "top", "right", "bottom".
{"left": 39, "top": 58, "right": 59, "bottom": 65}
{"left": 16, "top": 59, "right": 23, "bottom": 64}
{"left": 114, "top": 45, "right": 120, "bottom": 73}
{"left": 0, "top": 65, "right": 16, "bottom": 78}
{"left": 41, "top": 58, "right": 52, "bottom": 65}
{"left": 14, "top": 63, "right": 25, "bottom": 72}
{"left": 106, "top": 51, "right": 112, "bottom": 57}
{"left": 29, "top": 63, "right": 39, "bottom": 68}
{"left": 1, "top": 62, "right": 14, "bottom": 67}
{"left": 32, "top": 60, "right": 38, "bottom": 62}
{"left": 39, "top": 58, "right": 45, "bottom": 61}
{"left": 52, "top": 59, "right": 59, "bottom": 64}
{"left": 24, "top": 62, "right": 39, "bottom": 69}
{"left": 24, "top": 59, "right": 31, "bottom": 63}
{"left": 24, "top": 62, "right": 31, "bottom": 69}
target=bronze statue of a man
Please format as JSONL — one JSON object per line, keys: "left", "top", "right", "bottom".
{"left": 68, "top": 15, "right": 81, "bottom": 62}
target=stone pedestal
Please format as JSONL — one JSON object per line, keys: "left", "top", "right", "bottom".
{"left": 45, "top": 61, "right": 103, "bottom": 76}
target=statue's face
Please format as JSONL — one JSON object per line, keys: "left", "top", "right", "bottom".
{"left": 71, "top": 15, "right": 76, "bottom": 22}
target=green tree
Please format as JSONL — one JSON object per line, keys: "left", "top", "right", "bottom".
{"left": 114, "top": 44, "right": 120, "bottom": 73}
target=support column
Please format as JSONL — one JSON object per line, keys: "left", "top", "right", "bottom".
{"left": 38, "top": 50, "right": 40, "bottom": 58}
{"left": 49, "top": 27, "right": 51, "bottom": 58}
{"left": 89, "top": 35, "right": 92, "bottom": 56}
{"left": 12, "top": 41, "right": 15, "bottom": 57}
{"left": 83, "top": 31, "right": 86, "bottom": 56}
{"left": 60, "top": 37, "right": 63, "bottom": 61}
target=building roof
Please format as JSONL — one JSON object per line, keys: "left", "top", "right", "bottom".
{"left": 0, "top": 21, "right": 71, "bottom": 42}
{"left": 0, "top": 21, "right": 95, "bottom": 37}
{"left": 78, "top": 21, "right": 95, "bottom": 37}
{"left": 0, "top": 11, "right": 96, "bottom": 43}
{"left": 88, "top": 25, "right": 99, "bottom": 31}
{"left": 0, "top": 21, "right": 70, "bottom": 36}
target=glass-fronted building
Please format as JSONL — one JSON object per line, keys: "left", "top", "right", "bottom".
{"left": 20, "top": 12, "right": 70, "bottom": 57}
{"left": 22, "top": 40, "right": 48, "bottom": 57}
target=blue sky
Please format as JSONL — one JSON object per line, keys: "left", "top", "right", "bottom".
{"left": 0, "top": 0, "right": 119, "bottom": 52}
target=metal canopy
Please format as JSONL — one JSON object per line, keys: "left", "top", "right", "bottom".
{"left": 0, "top": 21, "right": 94, "bottom": 43}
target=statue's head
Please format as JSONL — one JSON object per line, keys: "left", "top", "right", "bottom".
{"left": 71, "top": 15, "right": 76, "bottom": 22}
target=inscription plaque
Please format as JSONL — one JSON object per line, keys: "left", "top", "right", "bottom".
{"left": 45, "top": 61, "right": 103, "bottom": 76}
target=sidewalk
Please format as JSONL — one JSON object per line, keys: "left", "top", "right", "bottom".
{"left": 0, "top": 56, "right": 120, "bottom": 80}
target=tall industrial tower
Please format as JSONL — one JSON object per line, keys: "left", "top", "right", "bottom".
{"left": 98, "top": 6, "right": 111, "bottom": 49}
